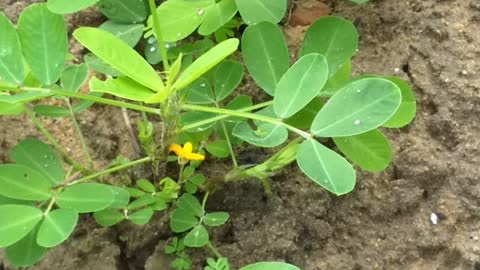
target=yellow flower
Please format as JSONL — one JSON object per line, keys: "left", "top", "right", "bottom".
{"left": 168, "top": 142, "right": 205, "bottom": 161}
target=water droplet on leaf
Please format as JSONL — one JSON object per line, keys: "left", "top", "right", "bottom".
{"left": 150, "top": 47, "right": 156, "bottom": 52}
{"left": 354, "top": 120, "right": 361, "bottom": 125}
{"left": 197, "top": 9, "right": 204, "bottom": 15}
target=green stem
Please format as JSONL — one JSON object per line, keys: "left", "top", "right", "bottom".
{"left": 182, "top": 104, "right": 312, "bottom": 139}
{"left": 66, "top": 99, "right": 94, "bottom": 170}
{"left": 201, "top": 191, "right": 210, "bottom": 211}
{"left": 67, "top": 156, "right": 152, "bottom": 186}
{"left": 179, "top": 101, "right": 273, "bottom": 132}
{"left": 206, "top": 241, "right": 223, "bottom": 258}
{"left": 148, "top": 0, "right": 170, "bottom": 71}
{"left": 22, "top": 87, "right": 160, "bottom": 115}
{"left": 43, "top": 196, "right": 57, "bottom": 216}
{"left": 178, "top": 162, "right": 185, "bottom": 184}
{"left": 24, "top": 106, "right": 88, "bottom": 173}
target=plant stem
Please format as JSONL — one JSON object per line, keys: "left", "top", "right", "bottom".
{"left": 213, "top": 101, "right": 238, "bottom": 169}
{"left": 67, "top": 156, "right": 152, "bottom": 186}
{"left": 179, "top": 101, "right": 273, "bottom": 132}
{"left": 206, "top": 241, "right": 223, "bottom": 258}
{"left": 201, "top": 191, "right": 210, "bottom": 211}
{"left": 21, "top": 87, "right": 160, "bottom": 115}
{"left": 182, "top": 104, "right": 312, "bottom": 139}
{"left": 147, "top": 0, "right": 170, "bottom": 71}
{"left": 43, "top": 196, "right": 57, "bottom": 216}
{"left": 24, "top": 105, "right": 87, "bottom": 173}
{"left": 66, "top": 99, "right": 94, "bottom": 170}
{"left": 178, "top": 162, "right": 185, "bottom": 184}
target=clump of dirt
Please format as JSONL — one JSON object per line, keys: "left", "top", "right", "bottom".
{"left": 1, "top": 0, "right": 480, "bottom": 269}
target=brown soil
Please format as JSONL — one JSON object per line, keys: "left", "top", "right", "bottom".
{"left": 1, "top": 0, "right": 480, "bottom": 269}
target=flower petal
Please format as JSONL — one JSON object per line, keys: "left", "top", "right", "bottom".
{"left": 183, "top": 142, "right": 193, "bottom": 154}
{"left": 185, "top": 153, "right": 205, "bottom": 161}
{"left": 168, "top": 144, "right": 184, "bottom": 156}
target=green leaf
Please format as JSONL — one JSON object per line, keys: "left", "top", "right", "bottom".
{"left": 184, "top": 225, "right": 209, "bottom": 247}
{"left": 6, "top": 227, "right": 46, "bottom": 267}
{"left": 47, "top": 0, "right": 99, "bottom": 14}
{"left": 382, "top": 76, "right": 416, "bottom": 128}
{"left": 74, "top": 27, "right": 165, "bottom": 94}
{"left": 61, "top": 64, "right": 89, "bottom": 92}
{"left": 242, "top": 22, "right": 289, "bottom": 95}
{"left": 0, "top": 164, "right": 52, "bottom": 201}
{"left": 311, "top": 78, "right": 402, "bottom": 137}
{"left": 350, "top": 0, "right": 369, "bottom": 4}
{"left": 301, "top": 16, "right": 358, "bottom": 77}
{"left": 186, "top": 78, "right": 215, "bottom": 104}
{"left": 36, "top": 208, "right": 78, "bottom": 247}
{"left": 18, "top": 3, "right": 67, "bottom": 85}
{"left": 0, "top": 102, "right": 24, "bottom": 115}
{"left": 127, "top": 194, "right": 155, "bottom": 210}
{"left": 240, "top": 262, "right": 301, "bottom": 270}
{"left": 136, "top": 179, "right": 156, "bottom": 193}
{"left": 84, "top": 53, "right": 122, "bottom": 77}
{"left": 224, "top": 95, "right": 253, "bottom": 122}
{"left": 204, "top": 212, "right": 229, "bottom": 227}
{"left": 235, "top": 0, "right": 287, "bottom": 25}
{"left": 274, "top": 53, "right": 328, "bottom": 118}
{"left": 214, "top": 60, "right": 243, "bottom": 101}
{"left": 156, "top": 0, "right": 215, "bottom": 42}
{"left": 233, "top": 122, "right": 288, "bottom": 148}
{"left": 128, "top": 207, "right": 154, "bottom": 225}
{"left": 297, "top": 139, "right": 356, "bottom": 195}
{"left": 284, "top": 98, "right": 324, "bottom": 129}
{"left": 205, "top": 140, "right": 230, "bottom": 158}
{"left": 0, "top": 205, "right": 43, "bottom": 248}
{"left": 56, "top": 183, "right": 115, "bottom": 213}
{"left": 173, "top": 38, "right": 239, "bottom": 91}
{"left": 321, "top": 61, "right": 351, "bottom": 96}
{"left": 151, "top": 197, "right": 167, "bottom": 211}
{"left": 10, "top": 138, "right": 64, "bottom": 185}
{"left": 198, "top": 0, "right": 237, "bottom": 35}
{"left": 333, "top": 129, "right": 392, "bottom": 172}
{"left": 170, "top": 208, "right": 199, "bottom": 233}
{"left": 126, "top": 187, "right": 145, "bottom": 198}
{"left": 99, "top": 21, "right": 144, "bottom": 47}
{"left": 97, "top": 0, "right": 148, "bottom": 24}
{"left": 108, "top": 186, "right": 130, "bottom": 209}
{"left": 0, "top": 12, "right": 25, "bottom": 84}
{"left": 94, "top": 209, "right": 124, "bottom": 227}
{"left": 178, "top": 193, "right": 203, "bottom": 217}
{"left": 90, "top": 76, "right": 155, "bottom": 102}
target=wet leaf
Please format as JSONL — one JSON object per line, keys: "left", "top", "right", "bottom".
{"left": 311, "top": 78, "right": 401, "bottom": 137}
{"left": 235, "top": 0, "right": 287, "bottom": 25}
{"left": 56, "top": 183, "right": 114, "bottom": 213}
{"left": 233, "top": 122, "right": 288, "bottom": 148}
{"left": 0, "top": 12, "right": 25, "bottom": 84}
{"left": 0, "top": 205, "right": 43, "bottom": 248}
{"left": 0, "top": 164, "right": 52, "bottom": 201}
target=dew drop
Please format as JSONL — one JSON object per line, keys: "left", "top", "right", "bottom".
{"left": 354, "top": 120, "right": 361, "bottom": 125}
{"left": 177, "top": 32, "right": 182, "bottom": 37}
{"left": 200, "top": 83, "right": 206, "bottom": 87}
{"left": 197, "top": 9, "right": 204, "bottom": 15}
{"left": 43, "top": 154, "right": 48, "bottom": 159}
{"left": 165, "top": 43, "right": 170, "bottom": 49}
{"left": 147, "top": 37, "right": 156, "bottom": 44}
{"left": 150, "top": 47, "right": 156, "bottom": 52}
{"left": 356, "top": 89, "right": 361, "bottom": 93}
